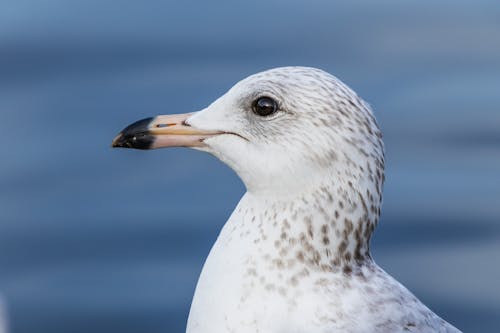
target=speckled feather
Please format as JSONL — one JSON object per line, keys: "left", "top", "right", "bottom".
{"left": 184, "top": 67, "right": 461, "bottom": 333}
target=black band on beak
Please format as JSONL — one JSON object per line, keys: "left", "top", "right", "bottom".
{"left": 112, "top": 117, "right": 154, "bottom": 149}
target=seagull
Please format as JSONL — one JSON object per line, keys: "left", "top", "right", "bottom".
{"left": 112, "top": 67, "right": 461, "bottom": 333}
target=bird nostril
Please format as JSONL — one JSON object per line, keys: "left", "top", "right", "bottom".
{"left": 156, "top": 123, "right": 176, "bottom": 128}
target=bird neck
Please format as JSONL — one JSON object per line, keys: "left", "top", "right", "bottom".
{"left": 239, "top": 180, "right": 381, "bottom": 274}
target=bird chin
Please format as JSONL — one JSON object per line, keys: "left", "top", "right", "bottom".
{"left": 199, "top": 134, "right": 251, "bottom": 169}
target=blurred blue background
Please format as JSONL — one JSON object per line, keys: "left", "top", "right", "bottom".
{"left": 1, "top": 0, "right": 499, "bottom": 332}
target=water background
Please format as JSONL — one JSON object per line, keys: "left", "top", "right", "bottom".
{"left": 1, "top": 1, "right": 499, "bottom": 332}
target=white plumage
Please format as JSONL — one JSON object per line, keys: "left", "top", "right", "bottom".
{"left": 115, "top": 66, "right": 462, "bottom": 333}
{"left": 184, "top": 67, "right": 461, "bottom": 333}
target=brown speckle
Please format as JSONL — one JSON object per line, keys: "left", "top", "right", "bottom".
{"left": 265, "top": 283, "right": 276, "bottom": 291}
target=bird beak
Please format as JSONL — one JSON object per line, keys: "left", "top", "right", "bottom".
{"left": 111, "top": 113, "right": 222, "bottom": 149}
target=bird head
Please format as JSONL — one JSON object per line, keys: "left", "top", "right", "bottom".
{"left": 112, "top": 67, "right": 384, "bottom": 198}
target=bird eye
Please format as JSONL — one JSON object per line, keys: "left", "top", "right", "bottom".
{"left": 252, "top": 97, "right": 278, "bottom": 117}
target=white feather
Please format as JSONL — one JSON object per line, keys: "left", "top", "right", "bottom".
{"left": 184, "top": 67, "right": 461, "bottom": 333}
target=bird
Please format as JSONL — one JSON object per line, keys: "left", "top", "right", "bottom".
{"left": 112, "top": 66, "right": 461, "bottom": 333}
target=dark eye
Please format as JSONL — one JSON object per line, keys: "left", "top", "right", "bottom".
{"left": 252, "top": 97, "right": 278, "bottom": 117}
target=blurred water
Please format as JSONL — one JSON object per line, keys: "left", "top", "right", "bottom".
{"left": 1, "top": 1, "right": 499, "bottom": 332}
